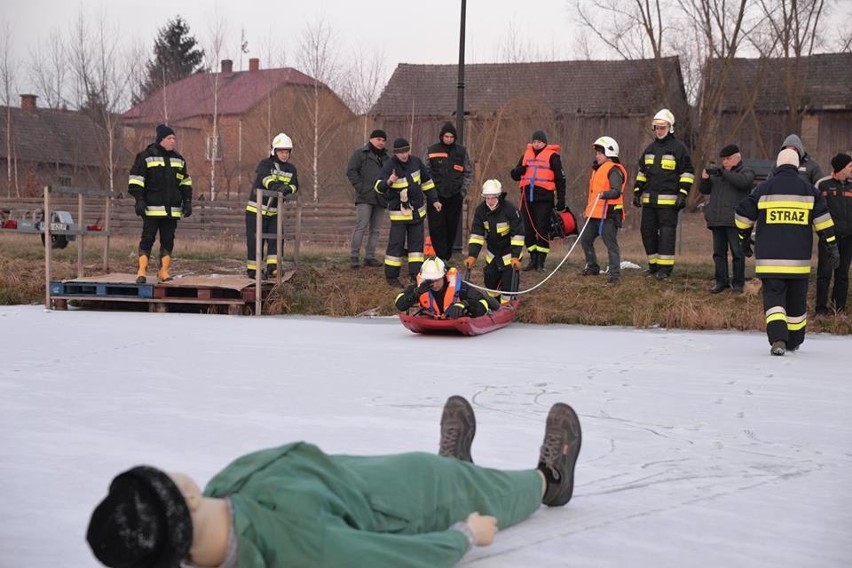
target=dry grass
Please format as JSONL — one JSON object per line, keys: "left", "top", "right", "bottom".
{"left": 1, "top": 214, "right": 849, "bottom": 335}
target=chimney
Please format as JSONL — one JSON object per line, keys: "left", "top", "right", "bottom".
{"left": 221, "top": 59, "right": 233, "bottom": 74}
{"left": 20, "top": 94, "right": 38, "bottom": 112}
{"left": 249, "top": 58, "right": 260, "bottom": 72}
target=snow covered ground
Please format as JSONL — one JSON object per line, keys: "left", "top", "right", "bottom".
{"left": 1, "top": 305, "right": 850, "bottom": 567}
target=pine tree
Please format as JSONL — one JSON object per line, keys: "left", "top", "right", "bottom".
{"left": 137, "top": 16, "right": 206, "bottom": 103}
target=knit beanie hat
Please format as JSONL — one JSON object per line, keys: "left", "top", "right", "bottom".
{"left": 393, "top": 138, "right": 411, "bottom": 153}
{"left": 719, "top": 144, "right": 739, "bottom": 158}
{"left": 776, "top": 148, "right": 800, "bottom": 168}
{"left": 830, "top": 152, "right": 851, "bottom": 173}
{"left": 369, "top": 129, "right": 387, "bottom": 140}
{"left": 155, "top": 124, "right": 175, "bottom": 144}
{"left": 439, "top": 122, "right": 457, "bottom": 139}
{"left": 87, "top": 466, "right": 193, "bottom": 568}
{"left": 532, "top": 130, "right": 548, "bottom": 143}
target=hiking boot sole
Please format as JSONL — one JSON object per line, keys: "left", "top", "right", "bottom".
{"left": 439, "top": 395, "right": 476, "bottom": 463}
{"left": 540, "top": 402, "right": 582, "bottom": 507}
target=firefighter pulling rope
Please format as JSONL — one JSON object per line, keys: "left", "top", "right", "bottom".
{"left": 462, "top": 181, "right": 600, "bottom": 297}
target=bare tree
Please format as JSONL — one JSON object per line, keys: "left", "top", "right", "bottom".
{"left": 574, "top": 0, "right": 678, "bottom": 111}
{"left": 1, "top": 19, "right": 18, "bottom": 196}
{"left": 339, "top": 47, "right": 387, "bottom": 138}
{"left": 29, "top": 31, "right": 68, "bottom": 109}
{"left": 203, "top": 15, "right": 230, "bottom": 201}
{"left": 297, "top": 16, "right": 342, "bottom": 202}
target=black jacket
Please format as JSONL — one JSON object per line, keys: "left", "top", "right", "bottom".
{"left": 816, "top": 176, "right": 852, "bottom": 237}
{"left": 424, "top": 142, "right": 473, "bottom": 199}
{"left": 699, "top": 162, "right": 755, "bottom": 227}
{"left": 245, "top": 157, "right": 298, "bottom": 216}
{"left": 128, "top": 143, "right": 192, "bottom": 217}
{"left": 374, "top": 155, "right": 437, "bottom": 223}
{"left": 735, "top": 164, "right": 836, "bottom": 279}
{"left": 467, "top": 195, "right": 525, "bottom": 264}
{"left": 634, "top": 133, "right": 694, "bottom": 207}
{"left": 346, "top": 143, "right": 388, "bottom": 206}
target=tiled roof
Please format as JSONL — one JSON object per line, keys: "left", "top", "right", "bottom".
{"left": 713, "top": 52, "right": 852, "bottom": 112}
{"left": 122, "top": 67, "right": 322, "bottom": 124}
{"left": 0, "top": 107, "right": 104, "bottom": 167}
{"left": 371, "top": 57, "right": 686, "bottom": 117}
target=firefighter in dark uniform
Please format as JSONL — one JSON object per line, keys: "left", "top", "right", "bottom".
{"left": 375, "top": 138, "right": 441, "bottom": 289}
{"left": 395, "top": 257, "right": 499, "bottom": 318}
{"left": 128, "top": 124, "right": 192, "bottom": 284}
{"left": 735, "top": 148, "right": 839, "bottom": 356}
{"left": 632, "top": 109, "right": 695, "bottom": 280}
{"left": 815, "top": 152, "right": 852, "bottom": 315}
{"left": 463, "top": 179, "right": 525, "bottom": 302}
{"left": 510, "top": 130, "right": 566, "bottom": 272}
{"left": 245, "top": 133, "right": 298, "bottom": 279}
{"left": 424, "top": 122, "right": 473, "bottom": 262}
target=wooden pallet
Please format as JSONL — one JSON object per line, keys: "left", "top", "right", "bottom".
{"left": 49, "top": 272, "right": 293, "bottom": 315}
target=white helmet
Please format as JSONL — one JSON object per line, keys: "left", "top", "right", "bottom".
{"left": 481, "top": 179, "right": 502, "bottom": 197}
{"left": 270, "top": 132, "right": 293, "bottom": 154}
{"left": 420, "top": 257, "right": 446, "bottom": 280}
{"left": 652, "top": 109, "right": 675, "bottom": 134}
{"left": 593, "top": 136, "right": 619, "bottom": 158}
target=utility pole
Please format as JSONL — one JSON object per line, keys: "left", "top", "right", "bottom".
{"left": 455, "top": 0, "right": 467, "bottom": 145}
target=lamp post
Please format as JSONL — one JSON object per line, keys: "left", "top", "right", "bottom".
{"left": 455, "top": 0, "right": 466, "bottom": 145}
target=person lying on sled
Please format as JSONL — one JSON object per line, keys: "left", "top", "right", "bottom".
{"left": 395, "top": 257, "right": 499, "bottom": 319}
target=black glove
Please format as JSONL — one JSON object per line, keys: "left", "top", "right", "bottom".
{"left": 632, "top": 194, "right": 642, "bottom": 208}
{"left": 827, "top": 243, "right": 840, "bottom": 270}
{"left": 511, "top": 165, "right": 526, "bottom": 180}
{"left": 741, "top": 235, "right": 753, "bottom": 258}
{"left": 414, "top": 280, "right": 433, "bottom": 295}
{"left": 445, "top": 302, "right": 467, "bottom": 319}
{"left": 675, "top": 193, "right": 687, "bottom": 210}
{"left": 182, "top": 199, "right": 192, "bottom": 218}
{"left": 134, "top": 199, "right": 147, "bottom": 217}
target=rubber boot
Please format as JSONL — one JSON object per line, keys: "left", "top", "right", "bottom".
{"left": 537, "top": 253, "right": 548, "bottom": 272}
{"left": 135, "top": 254, "right": 149, "bottom": 284}
{"left": 523, "top": 252, "right": 538, "bottom": 272}
{"left": 158, "top": 255, "right": 172, "bottom": 282}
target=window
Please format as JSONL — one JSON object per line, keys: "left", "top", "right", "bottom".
{"left": 58, "top": 175, "right": 72, "bottom": 187}
{"left": 206, "top": 136, "right": 223, "bottom": 161}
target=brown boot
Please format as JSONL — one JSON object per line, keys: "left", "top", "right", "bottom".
{"left": 158, "top": 255, "right": 172, "bottom": 282}
{"left": 135, "top": 254, "right": 148, "bottom": 284}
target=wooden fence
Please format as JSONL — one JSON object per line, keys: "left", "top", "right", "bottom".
{"left": 0, "top": 197, "right": 374, "bottom": 248}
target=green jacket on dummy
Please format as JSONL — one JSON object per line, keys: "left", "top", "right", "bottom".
{"left": 203, "top": 442, "right": 542, "bottom": 568}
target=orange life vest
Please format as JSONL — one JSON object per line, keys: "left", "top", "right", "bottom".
{"left": 585, "top": 161, "right": 627, "bottom": 219}
{"left": 417, "top": 268, "right": 461, "bottom": 316}
{"left": 520, "top": 144, "right": 560, "bottom": 191}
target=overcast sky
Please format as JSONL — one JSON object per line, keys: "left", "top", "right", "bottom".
{"left": 6, "top": 0, "right": 580, "bottom": 95}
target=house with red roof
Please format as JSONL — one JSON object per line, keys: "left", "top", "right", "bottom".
{"left": 122, "top": 58, "right": 355, "bottom": 201}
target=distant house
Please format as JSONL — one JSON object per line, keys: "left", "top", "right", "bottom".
{"left": 0, "top": 94, "right": 117, "bottom": 197}
{"left": 707, "top": 52, "right": 852, "bottom": 168}
{"left": 370, "top": 57, "right": 689, "bottom": 203}
{"left": 121, "top": 58, "right": 356, "bottom": 201}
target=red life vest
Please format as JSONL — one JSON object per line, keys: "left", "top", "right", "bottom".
{"left": 585, "top": 161, "right": 627, "bottom": 219}
{"left": 520, "top": 144, "right": 560, "bottom": 191}
{"left": 417, "top": 268, "right": 461, "bottom": 316}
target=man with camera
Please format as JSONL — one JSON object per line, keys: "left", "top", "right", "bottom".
{"left": 699, "top": 144, "right": 755, "bottom": 294}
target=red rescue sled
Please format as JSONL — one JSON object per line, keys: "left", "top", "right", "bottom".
{"left": 399, "top": 299, "right": 519, "bottom": 336}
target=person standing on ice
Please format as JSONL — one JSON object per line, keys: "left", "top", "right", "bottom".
{"left": 464, "top": 179, "right": 525, "bottom": 303}
{"left": 395, "top": 257, "right": 499, "bottom": 319}
{"left": 86, "top": 395, "right": 582, "bottom": 568}
{"left": 735, "top": 148, "right": 838, "bottom": 356}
